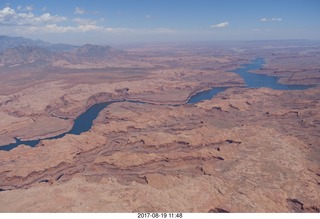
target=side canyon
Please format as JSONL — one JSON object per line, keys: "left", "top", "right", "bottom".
{"left": 0, "top": 40, "right": 319, "bottom": 212}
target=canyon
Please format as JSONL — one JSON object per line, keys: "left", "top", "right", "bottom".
{"left": 0, "top": 38, "right": 319, "bottom": 212}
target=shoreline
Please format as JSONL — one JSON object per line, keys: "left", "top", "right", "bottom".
{"left": 1, "top": 57, "right": 316, "bottom": 151}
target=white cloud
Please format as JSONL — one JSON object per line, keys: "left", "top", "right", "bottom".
{"left": 0, "top": 7, "right": 66, "bottom": 26}
{"left": 16, "top": 5, "right": 33, "bottom": 12}
{"left": 0, "top": 6, "right": 180, "bottom": 38}
{"left": 210, "top": 21, "right": 229, "bottom": 28}
{"left": 26, "top": 24, "right": 103, "bottom": 33}
{"left": 36, "top": 13, "right": 66, "bottom": 23}
{"left": 25, "top": 6, "right": 33, "bottom": 12}
{"left": 104, "top": 27, "right": 132, "bottom": 33}
{"left": 22, "top": 24, "right": 179, "bottom": 35}
{"left": 0, "top": 6, "right": 15, "bottom": 16}
{"left": 74, "top": 7, "right": 85, "bottom": 15}
{"left": 73, "top": 18, "right": 97, "bottom": 25}
{"left": 260, "top": 17, "right": 282, "bottom": 22}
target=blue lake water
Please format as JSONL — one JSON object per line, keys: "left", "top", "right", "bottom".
{"left": 0, "top": 58, "right": 313, "bottom": 151}
{"left": 186, "top": 58, "right": 311, "bottom": 103}
{"left": 235, "top": 58, "right": 311, "bottom": 90}
{"left": 0, "top": 102, "right": 115, "bottom": 151}
{"left": 187, "top": 87, "right": 227, "bottom": 104}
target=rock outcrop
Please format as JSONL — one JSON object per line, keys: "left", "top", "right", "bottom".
{"left": 0, "top": 88, "right": 319, "bottom": 212}
{"left": 0, "top": 40, "right": 319, "bottom": 212}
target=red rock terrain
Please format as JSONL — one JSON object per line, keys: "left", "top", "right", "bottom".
{"left": 0, "top": 40, "right": 319, "bottom": 212}
{"left": 0, "top": 87, "right": 319, "bottom": 212}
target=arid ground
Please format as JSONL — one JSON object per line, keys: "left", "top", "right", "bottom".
{"left": 0, "top": 40, "right": 319, "bottom": 212}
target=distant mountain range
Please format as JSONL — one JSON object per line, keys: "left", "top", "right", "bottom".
{"left": 0, "top": 36, "right": 125, "bottom": 68}
{"left": 0, "top": 46, "right": 54, "bottom": 67}
{"left": 0, "top": 36, "right": 78, "bottom": 52}
{"left": 75, "top": 44, "right": 113, "bottom": 58}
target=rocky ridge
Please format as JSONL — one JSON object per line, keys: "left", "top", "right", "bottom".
{"left": 0, "top": 40, "right": 319, "bottom": 212}
{"left": 0, "top": 88, "right": 319, "bottom": 212}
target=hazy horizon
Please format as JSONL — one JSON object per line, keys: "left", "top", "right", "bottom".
{"left": 3, "top": 34, "right": 320, "bottom": 48}
{"left": 1, "top": 0, "right": 319, "bottom": 45}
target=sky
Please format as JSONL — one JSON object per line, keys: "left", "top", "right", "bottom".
{"left": 0, "top": 0, "right": 319, "bottom": 45}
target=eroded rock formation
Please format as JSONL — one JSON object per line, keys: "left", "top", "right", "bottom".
{"left": 0, "top": 88, "right": 319, "bottom": 212}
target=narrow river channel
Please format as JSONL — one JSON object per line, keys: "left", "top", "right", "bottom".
{"left": 0, "top": 58, "right": 312, "bottom": 151}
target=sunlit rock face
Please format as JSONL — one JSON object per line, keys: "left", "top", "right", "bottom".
{"left": 0, "top": 39, "right": 319, "bottom": 212}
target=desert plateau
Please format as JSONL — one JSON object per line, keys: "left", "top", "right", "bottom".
{"left": 0, "top": 36, "right": 319, "bottom": 213}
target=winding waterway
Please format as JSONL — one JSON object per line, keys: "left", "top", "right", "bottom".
{"left": 0, "top": 58, "right": 312, "bottom": 151}
{"left": 187, "top": 58, "right": 311, "bottom": 103}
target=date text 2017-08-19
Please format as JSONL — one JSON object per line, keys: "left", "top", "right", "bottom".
{"left": 137, "top": 213, "right": 183, "bottom": 218}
